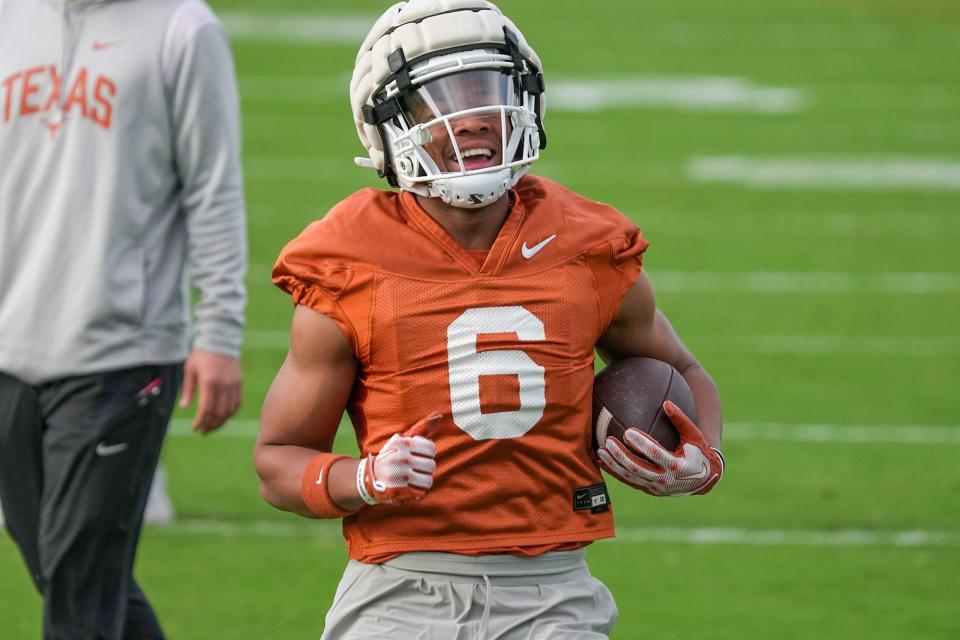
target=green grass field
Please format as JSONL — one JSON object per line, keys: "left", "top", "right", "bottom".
{"left": 3, "top": 0, "right": 960, "bottom": 637}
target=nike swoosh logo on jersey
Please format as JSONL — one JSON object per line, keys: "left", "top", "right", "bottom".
{"left": 96, "top": 442, "right": 129, "bottom": 457}
{"left": 92, "top": 40, "right": 122, "bottom": 51}
{"left": 521, "top": 234, "right": 557, "bottom": 259}
{"left": 678, "top": 461, "right": 709, "bottom": 481}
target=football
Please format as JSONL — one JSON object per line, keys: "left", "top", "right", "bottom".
{"left": 592, "top": 357, "right": 697, "bottom": 453}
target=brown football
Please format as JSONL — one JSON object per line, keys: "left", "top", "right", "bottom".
{"left": 592, "top": 357, "right": 697, "bottom": 453}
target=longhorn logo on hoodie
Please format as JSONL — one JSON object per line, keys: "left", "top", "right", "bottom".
{"left": 1, "top": 65, "right": 116, "bottom": 133}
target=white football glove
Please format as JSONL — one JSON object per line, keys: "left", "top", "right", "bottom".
{"left": 597, "top": 401, "right": 724, "bottom": 496}
{"left": 357, "top": 414, "right": 441, "bottom": 506}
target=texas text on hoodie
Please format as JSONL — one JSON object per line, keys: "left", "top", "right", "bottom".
{"left": 0, "top": 0, "right": 247, "bottom": 383}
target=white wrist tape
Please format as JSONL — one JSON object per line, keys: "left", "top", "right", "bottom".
{"left": 710, "top": 447, "right": 725, "bottom": 478}
{"left": 356, "top": 456, "right": 378, "bottom": 506}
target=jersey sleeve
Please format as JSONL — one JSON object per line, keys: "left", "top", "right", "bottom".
{"left": 272, "top": 224, "right": 374, "bottom": 359}
{"left": 586, "top": 225, "right": 649, "bottom": 334}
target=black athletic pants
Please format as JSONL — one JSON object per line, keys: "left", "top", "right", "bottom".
{"left": 0, "top": 364, "right": 182, "bottom": 640}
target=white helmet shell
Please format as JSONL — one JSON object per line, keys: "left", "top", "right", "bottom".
{"left": 350, "top": 0, "right": 546, "bottom": 208}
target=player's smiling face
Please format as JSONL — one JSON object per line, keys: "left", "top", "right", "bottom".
{"left": 424, "top": 113, "right": 506, "bottom": 173}
{"left": 402, "top": 69, "right": 513, "bottom": 174}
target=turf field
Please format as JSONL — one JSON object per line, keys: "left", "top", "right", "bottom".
{"left": 3, "top": 0, "right": 960, "bottom": 637}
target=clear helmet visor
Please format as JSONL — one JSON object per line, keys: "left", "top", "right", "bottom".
{"left": 397, "top": 69, "right": 529, "bottom": 176}
{"left": 402, "top": 69, "right": 514, "bottom": 125}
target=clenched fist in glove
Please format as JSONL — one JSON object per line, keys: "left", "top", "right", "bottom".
{"left": 597, "top": 401, "right": 724, "bottom": 496}
{"left": 356, "top": 414, "right": 442, "bottom": 506}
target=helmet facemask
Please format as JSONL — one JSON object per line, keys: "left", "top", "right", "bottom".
{"left": 363, "top": 44, "right": 545, "bottom": 209}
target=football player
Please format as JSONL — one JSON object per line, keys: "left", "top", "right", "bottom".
{"left": 256, "top": 1, "right": 724, "bottom": 638}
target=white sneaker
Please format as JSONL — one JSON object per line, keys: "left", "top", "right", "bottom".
{"left": 144, "top": 464, "right": 176, "bottom": 525}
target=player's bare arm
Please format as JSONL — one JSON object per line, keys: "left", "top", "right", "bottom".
{"left": 597, "top": 270, "right": 722, "bottom": 448}
{"left": 256, "top": 305, "right": 362, "bottom": 516}
{"left": 596, "top": 270, "right": 725, "bottom": 495}
{"left": 257, "top": 305, "right": 441, "bottom": 517}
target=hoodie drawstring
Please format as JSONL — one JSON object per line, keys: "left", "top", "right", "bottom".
{"left": 476, "top": 573, "right": 492, "bottom": 640}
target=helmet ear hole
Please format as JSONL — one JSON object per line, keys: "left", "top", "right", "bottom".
{"left": 396, "top": 157, "right": 413, "bottom": 175}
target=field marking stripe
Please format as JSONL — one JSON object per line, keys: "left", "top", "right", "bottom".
{"left": 696, "top": 335, "right": 960, "bottom": 356}
{"left": 149, "top": 519, "right": 960, "bottom": 547}
{"left": 246, "top": 265, "right": 960, "bottom": 295}
{"left": 612, "top": 528, "right": 960, "bottom": 547}
{"left": 690, "top": 156, "right": 960, "bottom": 190}
{"left": 218, "top": 12, "right": 960, "bottom": 52}
{"left": 649, "top": 271, "right": 960, "bottom": 295}
{"left": 169, "top": 420, "right": 960, "bottom": 445}
{"left": 236, "top": 74, "right": 808, "bottom": 114}
{"left": 221, "top": 12, "right": 371, "bottom": 44}
{"left": 543, "top": 77, "right": 806, "bottom": 113}
{"left": 238, "top": 329, "right": 960, "bottom": 356}
{"left": 727, "top": 423, "right": 960, "bottom": 445}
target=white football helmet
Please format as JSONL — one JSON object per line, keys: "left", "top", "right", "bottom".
{"left": 350, "top": 0, "right": 546, "bottom": 209}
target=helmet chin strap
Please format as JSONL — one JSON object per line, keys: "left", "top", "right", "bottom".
{"left": 429, "top": 170, "right": 513, "bottom": 209}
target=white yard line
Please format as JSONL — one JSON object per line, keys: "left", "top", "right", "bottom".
{"left": 170, "top": 419, "right": 259, "bottom": 436}
{"left": 242, "top": 156, "right": 355, "bottom": 181}
{"left": 649, "top": 271, "right": 960, "bottom": 295}
{"left": 607, "top": 333, "right": 948, "bottom": 355}
{"left": 729, "top": 423, "right": 960, "bottom": 445}
{"left": 220, "top": 12, "right": 372, "bottom": 45}
{"left": 247, "top": 265, "right": 960, "bottom": 295}
{"left": 149, "top": 518, "right": 960, "bottom": 547}
{"left": 701, "top": 335, "right": 960, "bottom": 356}
{"left": 689, "top": 156, "right": 960, "bottom": 190}
{"left": 246, "top": 208, "right": 960, "bottom": 240}
{"left": 548, "top": 76, "right": 806, "bottom": 113}
{"left": 240, "top": 330, "right": 289, "bottom": 350}
{"left": 235, "top": 72, "right": 958, "bottom": 117}
{"left": 217, "top": 12, "right": 960, "bottom": 53}
{"left": 169, "top": 420, "right": 960, "bottom": 445}
{"left": 612, "top": 527, "right": 960, "bottom": 547}
{"left": 631, "top": 214, "right": 960, "bottom": 238}
{"left": 238, "top": 329, "right": 960, "bottom": 356}
{"left": 650, "top": 22, "right": 960, "bottom": 51}
{"left": 236, "top": 73, "right": 807, "bottom": 114}
{"left": 157, "top": 518, "right": 341, "bottom": 540}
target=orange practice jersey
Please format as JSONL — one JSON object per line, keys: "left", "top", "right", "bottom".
{"left": 273, "top": 175, "right": 648, "bottom": 563}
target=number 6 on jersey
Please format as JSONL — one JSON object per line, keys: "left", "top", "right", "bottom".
{"left": 446, "top": 306, "right": 546, "bottom": 440}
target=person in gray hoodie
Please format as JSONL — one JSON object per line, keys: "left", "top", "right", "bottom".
{"left": 0, "top": 0, "right": 247, "bottom": 637}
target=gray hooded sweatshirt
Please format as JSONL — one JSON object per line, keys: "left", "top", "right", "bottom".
{"left": 0, "top": 0, "right": 247, "bottom": 384}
